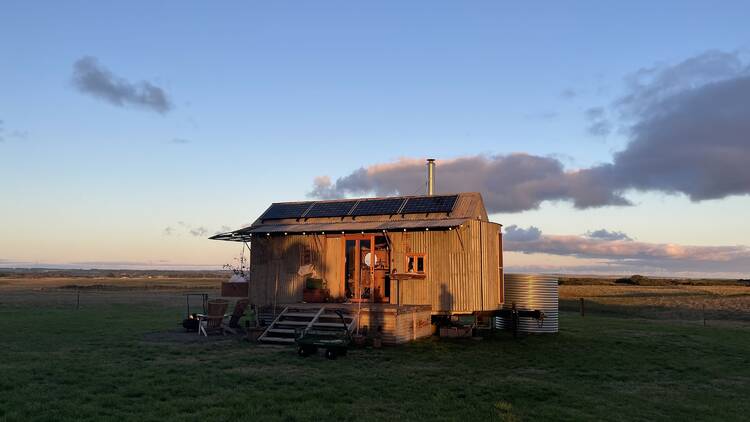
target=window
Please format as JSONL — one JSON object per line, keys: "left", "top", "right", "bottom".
{"left": 406, "top": 253, "right": 426, "bottom": 274}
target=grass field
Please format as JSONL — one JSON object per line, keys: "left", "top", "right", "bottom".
{"left": 1, "top": 275, "right": 749, "bottom": 421}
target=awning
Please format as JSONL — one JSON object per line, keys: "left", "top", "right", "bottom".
{"left": 209, "top": 218, "right": 469, "bottom": 242}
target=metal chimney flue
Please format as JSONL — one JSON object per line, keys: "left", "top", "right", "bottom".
{"left": 426, "top": 159, "right": 436, "bottom": 196}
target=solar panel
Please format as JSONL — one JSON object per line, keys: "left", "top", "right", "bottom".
{"left": 304, "top": 200, "right": 358, "bottom": 218}
{"left": 350, "top": 198, "right": 406, "bottom": 216}
{"left": 401, "top": 195, "right": 458, "bottom": 214}
{"left": 261, "top": 202, "right": 312, "bottom": 219}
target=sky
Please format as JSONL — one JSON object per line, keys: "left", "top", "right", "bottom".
{"left": 1, "top": 1, "right": 750, "bottom": 277}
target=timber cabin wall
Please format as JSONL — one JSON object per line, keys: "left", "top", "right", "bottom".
{"left": 244, "top": 192, "right": 503, "bottom": 314}
{"left": 390, "top": 219, "right": 503, "bottom": 314}
{"left": 249, "top": 234, "right": 345, "bottom": 305}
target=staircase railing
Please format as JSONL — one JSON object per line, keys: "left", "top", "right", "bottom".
{"left": 258, "top": 306, "right": 288, "bottom": 342}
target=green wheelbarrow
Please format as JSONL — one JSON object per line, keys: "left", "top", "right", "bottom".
{"left": 295, "top": 310, "right": 352, "bottom": 360}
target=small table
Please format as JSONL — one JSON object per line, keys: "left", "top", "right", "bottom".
{"left": 390, "top": 272, "right": 427, "bottom": 305}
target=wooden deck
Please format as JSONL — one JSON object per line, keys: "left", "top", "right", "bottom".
{"left": 258, "top": 302, "right": 433, "bottom": 345}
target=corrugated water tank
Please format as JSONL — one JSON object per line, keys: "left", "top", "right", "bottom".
{"left": 495, "top": 274, "right": 559, "bottom": 333}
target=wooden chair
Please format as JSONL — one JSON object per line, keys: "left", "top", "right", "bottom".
{"left": 198, "top": 299, "right": 229, "bottom": 336}
{"left": 224, "top": 299, "right": 250, "bottom": 335}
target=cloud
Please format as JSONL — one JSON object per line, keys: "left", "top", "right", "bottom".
{"left": 164, "top": 222, "right": 218, "bottom": 238}
{"left": 72, "top": 56, "right": 172, "bottom": 113}
{"left": 309, "top": 153, "right": 631, "bottom": 213}
{"left": 587, "top": 119, "right": 612, "bottom": 137}
{"left": 585, "top": 229, "right": 632, "bottom": 241}
{"left": 0, "top": 120, "right": 29, "bottom": 143}
{"left": 169, "top": 138, "right": 190, "bottom": 144}
{"left": 560, "top": 88, "right": 577, "bottom": 99}
{"left": 504, "top": 225, "right": 542, "bottom": 242}
{"left": 526, "top": 111, "right": 559, "bottom": 120}
{"left": 505, "top": 225, "right": 750, "bottom": 274}
{"left": 189, "top": 227, "right": 208, "bottom": 237}
{"left": 615, "top": 50, "right": 744, "bottom": 120}
{"left": 9, "top": 130, "right": 28, "bottom": 140}
{"left": 584, "top": 106, "right": 612, "bottom": 136}
{"left": 584, "top": 107, "right": 605, "bottom": 120}
{"left": 310, "top": 50, "right": 750, "bottom": 213}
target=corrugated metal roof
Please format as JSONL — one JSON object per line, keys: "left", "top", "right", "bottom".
{"left": 209, "top": 218, "right": 470, "bottom": 241}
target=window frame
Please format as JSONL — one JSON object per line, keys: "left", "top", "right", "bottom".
{"left": 405, "top": 252, "right": 427, "bottom": 275}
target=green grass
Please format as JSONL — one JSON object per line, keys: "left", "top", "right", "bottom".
{"left": 1, "top": 300, "right": 749, "bottom": 421}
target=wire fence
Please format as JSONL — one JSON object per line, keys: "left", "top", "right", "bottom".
{"left": 560, "top": 297, "right": 750, "bottom": 325}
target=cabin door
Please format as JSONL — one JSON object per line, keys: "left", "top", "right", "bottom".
{"left": 343, "top": 235, "right": 390, "bottom": 303}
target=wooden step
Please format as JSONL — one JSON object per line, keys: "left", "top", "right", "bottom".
{"left": 267, "top": 328, "right": 297, "bottom": 334}
{"left": 304, "top": 330, "right": 345, "bottom": 337}
{"left": 275, "top": 320, "right": 310, "bottom": 326}
{"left": 261, "top": 337, "right": 295, "bottom": 344}
{"left": 284, "top": 312, "right": 321, "bottom": 318}
{"left": 318, "top": 316, "right": 354, "bottom": 322}
{"left": 313, "top": 322, "right": 350, "bottom": 328}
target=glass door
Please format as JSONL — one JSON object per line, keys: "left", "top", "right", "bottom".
{"left": 359, "top": 238, "right": 372, "bottom": 301}
{"left": 345, "top": 239, "right": 357, "bottom": 300}
{"left": 343, "top": 235, "right": 390, "bottom": 303}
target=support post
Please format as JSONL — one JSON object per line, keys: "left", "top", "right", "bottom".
{"left": 580, "top": 298, "right": 585, "bottom": 317}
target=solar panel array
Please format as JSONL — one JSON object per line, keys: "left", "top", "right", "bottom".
{"left": 260, "top": 195, "right": 458, "bottom": 220}
{"left": 350, "top": 198, "right": 405, "bottom": 216}
{"left": 401, "top": 195, "right": 458, "bottom": 214}
{"left": 260, "top": 202, "right": 312, "bottom": 219}
{"left": 305, "top": 200, "right": 359, "bottom": 218}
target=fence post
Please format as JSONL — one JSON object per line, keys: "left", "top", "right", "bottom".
{"left": 76, "top": 287, "right": 80, "bottom": 310}
{"left": 580, "top": 298, "right": 585, "bottom": 317}
{"left": 703, "top": 303, "right": 706, "bottom": 326}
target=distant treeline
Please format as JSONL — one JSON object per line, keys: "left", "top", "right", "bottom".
{"left": 559, "top": 274, "right": 750, "bottom": 286}
{"left": 0, "top": 268, "right": 227, "bottom": 279}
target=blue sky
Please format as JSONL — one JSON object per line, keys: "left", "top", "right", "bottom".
{"left": 2, "top": 1, "right": 749, "bottom": 276}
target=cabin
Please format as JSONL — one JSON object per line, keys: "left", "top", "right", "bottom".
{"left": 211, "top": 191, "right": 504, "bottom": 344}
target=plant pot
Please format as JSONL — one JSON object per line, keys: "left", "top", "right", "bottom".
{"left": 372, "top": 337, "right": 382, "bottom": 348}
